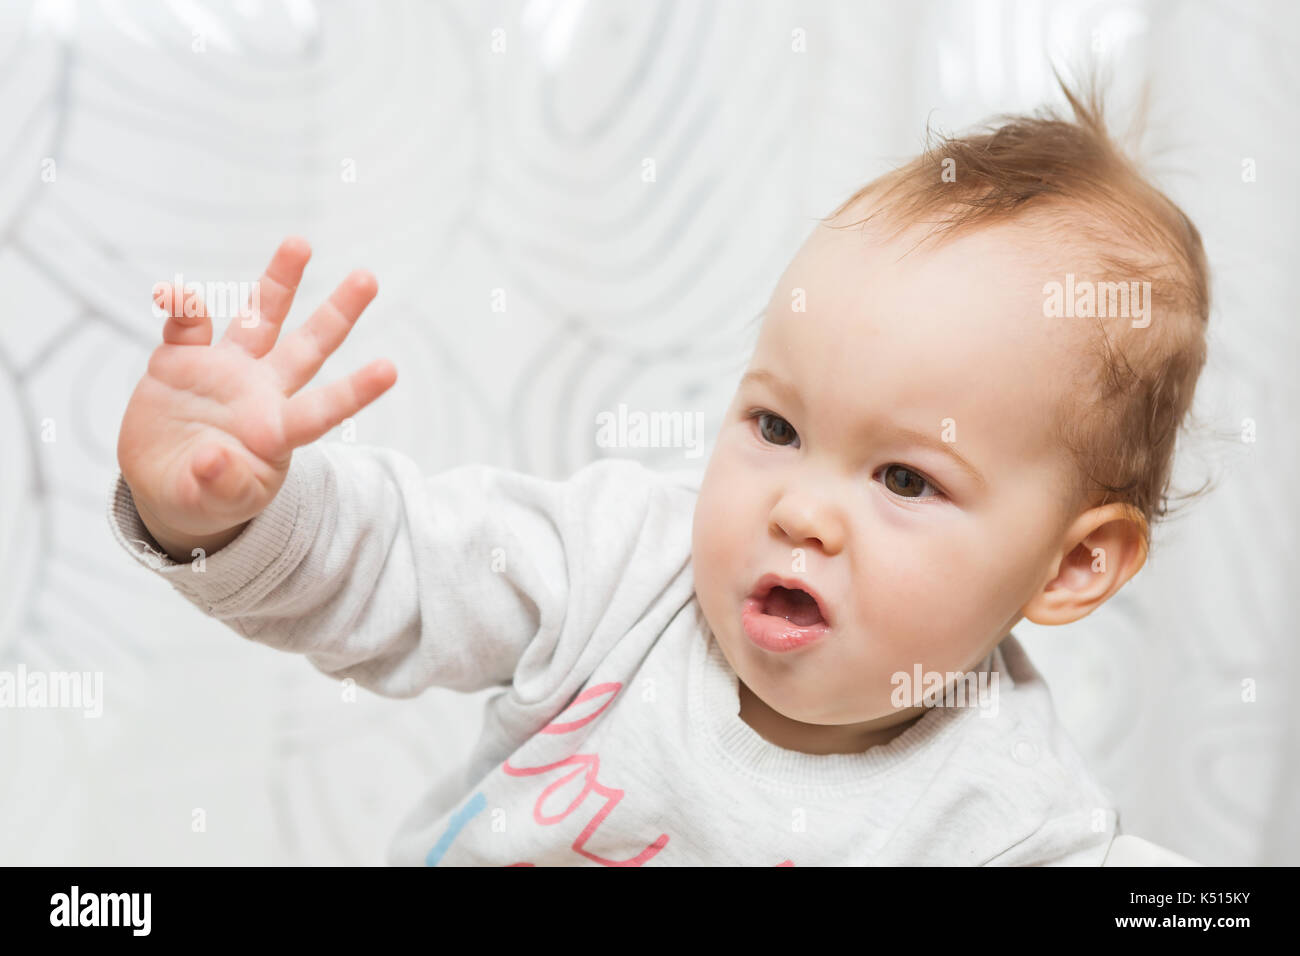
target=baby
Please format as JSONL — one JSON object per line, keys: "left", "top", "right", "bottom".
{"left": 108, "top": 78, "right": 1209, "bottom": 866}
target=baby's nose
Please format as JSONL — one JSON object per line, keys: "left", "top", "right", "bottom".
{"left": 769, "top": 495, "right": 845, "bottom": 555}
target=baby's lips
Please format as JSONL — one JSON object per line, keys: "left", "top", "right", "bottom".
{"left": 747, "top": 572, "right": 834, "bottom": 628}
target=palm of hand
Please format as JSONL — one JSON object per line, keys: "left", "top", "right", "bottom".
{"left": 117, "top": 237, "right": 396, "bottom": 542}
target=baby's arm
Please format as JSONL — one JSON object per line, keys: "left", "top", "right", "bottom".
{"left": 110, "top": 438, "right": 654, "bottom": 696}
{"left": 112, "top": 238, "right": 678, "bottom": 699}
{"left": 270, "top": 446, "right": 674, "bottom": 696}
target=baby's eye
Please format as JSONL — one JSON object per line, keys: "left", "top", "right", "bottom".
{"left": 879, "top": 464, "right": 941, "bottom": 500}
{"left": 754, "top": 411, "right": 799, "bottom": 447}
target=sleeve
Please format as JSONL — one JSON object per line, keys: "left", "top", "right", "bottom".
{"left": 105, "top": 440, "right": 691, "bottom": 699}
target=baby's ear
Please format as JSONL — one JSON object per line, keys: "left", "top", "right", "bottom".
{"left": 1020, "top": 504, "right": 1148, "bottom": 626}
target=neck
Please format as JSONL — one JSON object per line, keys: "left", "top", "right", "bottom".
{"left": 736, "top": 680, "right": 929, "bottom": 755}
{"left": 735, "top": 647, "right": 1001, "bottom": 756}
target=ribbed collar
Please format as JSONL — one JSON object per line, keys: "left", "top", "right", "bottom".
{"left": 690, "top": 621, "right": 1003, "bottom": 793}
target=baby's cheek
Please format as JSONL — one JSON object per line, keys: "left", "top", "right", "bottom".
{"left": 692, "top": 477, "right": 744, "bottom": 588}
{"left": 860, "top": 539, "right": 945, "bottom": 607}
{"left": 855, "top": 536, "right": 989, "bottom": 651}
{"left": 699, "top": 457, "right": 750, "bottom": 532}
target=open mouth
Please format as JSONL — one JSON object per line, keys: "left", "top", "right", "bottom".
{"left": 742, "top": 574, "right": 831, "bottom": 652}
{"left": 760, "top": 586, "right": 826, "bottom": 627}
{"left": 746, "top": 574, "right": 831, "bottom": 628}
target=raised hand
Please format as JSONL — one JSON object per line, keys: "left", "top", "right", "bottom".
{"left": 116, "top": 237, "right": 397, "bottom": 562}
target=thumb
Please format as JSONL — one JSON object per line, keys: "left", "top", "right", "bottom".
{"left": 191, "top": 443, "right": 250, "bottom": 505}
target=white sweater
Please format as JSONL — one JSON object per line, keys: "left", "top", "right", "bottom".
{"left": 107, "top": 440, "right": 1120, "bottom": 866}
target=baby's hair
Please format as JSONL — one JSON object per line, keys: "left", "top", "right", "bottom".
{"left": 823, "top": 68, "right": 1214, "bottom": 552}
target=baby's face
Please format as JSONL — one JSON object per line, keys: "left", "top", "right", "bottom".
{"left": 691, "top": 216, "right": 1086, "bottom": 735}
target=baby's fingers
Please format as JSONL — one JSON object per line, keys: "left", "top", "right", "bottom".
{"left": 153, "top": 282, "right": 212, "bottom": 346}
{"left": 270, "top": 269, "right": 378, "bottom": 396}
{"left": 220, "top": 236, "right": 311, "bottom": 358}
{"left": 281, "top": 358, "right": 397, "bottom": 450}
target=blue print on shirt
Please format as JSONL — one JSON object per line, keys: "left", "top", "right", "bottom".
{"left": 425, "top": 791, "right": 488, "bottom": 866}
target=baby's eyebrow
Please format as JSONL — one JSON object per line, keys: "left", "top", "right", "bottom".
{"left": 871, "top": 423, "right": 988, "bottom": 491}
{"left": 739, "top": 368, "right": 988, "bottom": 490}
{"left": 740, "top": 368, "right": 800, "bottom": 407}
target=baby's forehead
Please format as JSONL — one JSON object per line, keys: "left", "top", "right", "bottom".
{"left": 802, "top": 215, "right": 1059, "bottom": 295}
{"left": 758, "top": 221, "right": 1093, "bottom": 464}
{"left": 778, "top": 219, "right": 1093, "bottom": 366}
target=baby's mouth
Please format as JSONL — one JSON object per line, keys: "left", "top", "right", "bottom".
{"left": 745, "top": 574, "right": 832, "bottom": 628}
{"left": 760, "top": 586, "right": 826, "bottom": 627}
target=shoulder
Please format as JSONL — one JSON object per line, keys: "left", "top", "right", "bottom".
{"left": 569, "top": 455, "right": 704, "bottom": 495}
{"left": 967, "top": 635, "right": 1119, "bottom": 864}
{"left": 562, "top": 456, "right": 702, "bottom": 531}
{"left": 970, "top": 635, "right": 1115, "bottom": 795}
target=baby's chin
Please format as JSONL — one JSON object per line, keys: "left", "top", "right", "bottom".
{"left": 728, "top": 641, "right": 893, "bottom": 725}
{"left": 746, "top": 679, "right": 899, "bottom": 728}
{"left": 736, "top": 669, "right": 931, "bottom": 757}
